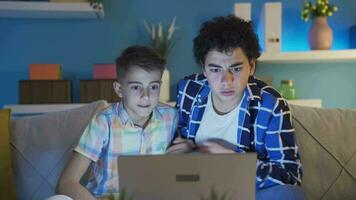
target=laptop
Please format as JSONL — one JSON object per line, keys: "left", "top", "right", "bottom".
{"left": 118, "top": 153, "right": 256, "bottom": 200}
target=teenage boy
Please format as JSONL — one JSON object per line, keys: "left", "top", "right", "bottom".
{"left": 167, "top": 15, "right": 307, "bottom": 199}
{"left": 56, "top": 46, "right": 177, "bottom": 200}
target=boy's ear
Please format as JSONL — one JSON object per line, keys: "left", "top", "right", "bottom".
{"left": 203, "top": 69, "right": 207, "bottom": 77}
{"left": 113, "top": 81, "right": 123, "bottom": 98}
{"left": 249, "top": 60, "right": 256, "bottom": 76}
{"left": 201, "top": 61, "right": 207, "bottom": 77}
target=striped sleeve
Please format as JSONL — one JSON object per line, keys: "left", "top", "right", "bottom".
{"left": 176, "top": 78, "right": 191, "bottom": 138}
{"left": 176, "top": 76, "right": 206, "bottom": 139}
{"left": 256, "top": 99, "right": 302, "bottom": 189}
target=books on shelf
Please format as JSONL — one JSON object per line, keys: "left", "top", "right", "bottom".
{"left": 261, "top": 2, "right": 282, "bottom": 52}
{"left": 19, "top": 80, "right": 72, "bottom": 104}
{"left": 29, "top": 64, "right": 62, "bottom": 80}
{"left": 234, "top": 3, "right": 251, "bottom": 21}
{"left": 79, "top": 79, "right": 120, "bottom": 103}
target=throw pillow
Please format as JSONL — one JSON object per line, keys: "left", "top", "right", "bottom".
{"left": 0, "top": 109, "right": 16, "bottom": 200}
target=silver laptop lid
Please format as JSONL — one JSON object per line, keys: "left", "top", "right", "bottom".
{"left": 118, "top": 153, "right": 256, "bottom": 200}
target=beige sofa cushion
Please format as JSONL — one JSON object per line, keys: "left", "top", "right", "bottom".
{"left": 10, "top": 100, "right": 109, "bottom": 200}
{"left": 290, "top": 105, "right": 356, "bottom": 200}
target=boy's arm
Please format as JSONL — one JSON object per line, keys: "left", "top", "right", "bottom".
{"left": 56, "top": 152, "right": 97, "bottom": 200}
{"left": 256, "top": 104, "right": 302, "bottom": 189}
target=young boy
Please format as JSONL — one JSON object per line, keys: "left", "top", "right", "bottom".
{"left": 167, "top": 15, "right": 307, "bottom": 199}
{"left": 56, "top": 46, "right": 177, "bottom": 200}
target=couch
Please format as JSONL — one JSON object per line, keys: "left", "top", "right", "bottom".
{"left": 6, "top": 101, "right": 356, "bottom": 200}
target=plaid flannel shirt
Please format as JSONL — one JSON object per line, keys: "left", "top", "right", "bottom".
{"left": 176, "top": 73, "right": 302, "bottom": 189}
{"left": 75, "top": 102, "right": 177, "bottom": 196}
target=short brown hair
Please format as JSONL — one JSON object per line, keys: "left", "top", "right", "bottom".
{"left": 116, "top": 45, "right": 166, "bottom": 80}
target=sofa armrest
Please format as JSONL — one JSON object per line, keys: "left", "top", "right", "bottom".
{"left": 10, "top": 100, "right": 109, "bottom": 200}
{"left": 290, "top": 105, "right": 356, "bottom": 199}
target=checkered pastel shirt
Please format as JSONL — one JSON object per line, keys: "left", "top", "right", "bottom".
{"left": 177, "top": 73, "right": 302, "bottom": 189}
{"left": 75, "top": 102, "right": 178, "bottom": 197}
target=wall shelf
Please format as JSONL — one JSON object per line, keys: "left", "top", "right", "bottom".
{"left": 0, "top": 1, "right": 104, "bottom": 19}
{"left": 288, "top": 99, "right": 321, "bottom": 108}
{"left": 259, "top": 49, "right": 356, "bottom": 64}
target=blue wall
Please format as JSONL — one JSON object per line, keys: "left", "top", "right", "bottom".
{"left": 1, "top": 0, "right": 355, "bottom": 108}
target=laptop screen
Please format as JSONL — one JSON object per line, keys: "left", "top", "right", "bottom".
{"left": 118, "top": 153, "right": 256, "bottom": 200}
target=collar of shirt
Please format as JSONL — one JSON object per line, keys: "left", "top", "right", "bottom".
{"left": 115, "top": 102, "right": 163, "bottom": 128}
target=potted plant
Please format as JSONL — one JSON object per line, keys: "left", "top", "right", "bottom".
{"left": 143, "top": 17, "right": 179, "bottom": 102}
{"left": 88, "top": 0, "right": 103, "bottom": 11}
{"left": 300, "top": 0, "right": 338, "bottom": 50}
{"left": 143, "top": 16, "right": 178, "bottom": 59}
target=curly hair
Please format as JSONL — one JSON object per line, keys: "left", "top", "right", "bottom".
{"left": 116, "top": 45, "right": 166, "bottom": 80}
{"left": 193, "top": 15, "right": 261, "bottom": 65}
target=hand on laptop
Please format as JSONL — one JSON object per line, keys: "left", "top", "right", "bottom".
{"left": 97, "top": 196, "right": 110, "bottom": 200}
{"left": 167, "top": 137, "right": 237, "bottom": 154}
{"left": 166, "top": 137, "right": 197, "bottom": 154}
{"left": 197, "top": 138, "right": 236, "bottom": 154}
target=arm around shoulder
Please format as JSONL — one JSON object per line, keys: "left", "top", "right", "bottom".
{"left": 56, "top": 152, "right": 97, "bottom": 200}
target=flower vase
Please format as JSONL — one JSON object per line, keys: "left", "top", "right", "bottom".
{"left": 308, "top": 17, "right": 333, "bottom": 50}
{"left": 160, "top": 68, "right": 170, "bottom": 102}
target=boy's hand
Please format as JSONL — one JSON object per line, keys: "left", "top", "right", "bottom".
{"left": 166, "top": 137, "right": 196, "bottom": 154}
{"left": 97, "top": 197, "right": 110, "bottom": 200}
{"left": 197, "top": 141, "right": 235, "bottom": 154}
{"left": 197, "top": 138, "right": 236, "bottom": 154}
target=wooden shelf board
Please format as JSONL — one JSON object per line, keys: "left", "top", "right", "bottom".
{"left": 259, "top": 49, "right": 356, "bottom": 64}
{"left": 0, "top": 1, "right": 104, "bottom": 19}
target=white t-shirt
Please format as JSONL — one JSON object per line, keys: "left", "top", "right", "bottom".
{"left": 195, "top": 92, "right": 242, "bottom": 146}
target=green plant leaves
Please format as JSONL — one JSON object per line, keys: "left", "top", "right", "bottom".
{"left": 143, "top": 17, "right": 178, "bottom": 58}
{"left": 300, "top": 0, "right": 338, "bottom": 21}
